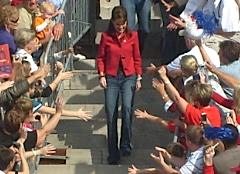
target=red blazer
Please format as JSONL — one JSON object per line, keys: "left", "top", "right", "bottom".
{"left": 96, "top": 31, "right": 142, "bottom": 77}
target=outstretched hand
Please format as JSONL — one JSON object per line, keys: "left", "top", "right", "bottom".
{"left": 40, "top": 144, "right": 56, "bottom": 156}
{"left": 134, "top": 109, "right": 149, "bottom": 119}
{"left": 167, "top": 22, "right": 178, "bottom": 31}
{"left": 57, "top": 70, "right": 74, "bottom": 81}
{"left": 205, "top": 62, "right": 217, "bottom": 73}
{"left": 152, "top": 78, "right": 164, "bottom": 91}
{"left": 145, "top": 63, "right": 157, "bottom": 74}
{"left": 157, "top": 66, "right": 167, "bottom": 79}
{"left": 128, "top": 165, "right": 139, "bottom": 174}
{"left": 76, "top": 107, "right": 93, "bottom": 121}
{"left": 155, "top": 146, "right": 171, "bottom": 160}
{"left": 160, "top": 0, "right": 176, "bottom": 12}
{"left": 204, "top": 143, "right": 218, "bottom": 166}
{"left": 169, "top": 15, "right": 185, "bottom": 29}
{"left": 150, "top": 152, "right": 165, "bottom": 165}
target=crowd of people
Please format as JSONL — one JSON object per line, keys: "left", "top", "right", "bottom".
{"left": 0, "top": 0, "right": 92, "bottom": 173}
{"left": 97, "top": 0, "right": 240, "bottom": 174}
{"left": 0, "top": 0, "right": 240, "bottom": 173}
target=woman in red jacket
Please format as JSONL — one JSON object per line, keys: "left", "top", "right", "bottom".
{"left": 96, "top": 6, "right": 142, "bottom": 165}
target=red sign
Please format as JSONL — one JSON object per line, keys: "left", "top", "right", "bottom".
{"left": 0, "top": 44, "right": 12, "bottom": 79}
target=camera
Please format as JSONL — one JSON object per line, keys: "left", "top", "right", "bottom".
{"left": 193, "top": 73, "right": 200, "bottom": 81}
{"left": 12, "top": 142, "right": 20, "bottom": 149}
{"left": 201, "top": 113, "right": 207, "bottom": 122}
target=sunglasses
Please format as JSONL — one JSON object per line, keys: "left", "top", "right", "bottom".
{"left": 10, "top": 17, "right": 19, "bottom": 24}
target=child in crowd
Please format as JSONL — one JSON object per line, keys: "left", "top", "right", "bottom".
{"left": 158, "top": 66, "right": 221, "bottom": 127}
{"left": 32, "top": 1, "right": 64, "bottom": 40}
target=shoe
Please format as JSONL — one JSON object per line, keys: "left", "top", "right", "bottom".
{"left": 107, "top": 156, "right": 120, "bottom": 165}
{"left": 121, "top": 149, "right": 131, "bottom": 157}
{"left": 72, "top": 53, "right": 86, "bottom": 61}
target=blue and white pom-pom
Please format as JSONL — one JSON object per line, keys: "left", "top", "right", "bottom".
{"left": 204, "top": 127, "right": 234, "bottom": 140}
{"left": 179, "top": 11, "right": 218, "bottom": 40}
{"left": 193, "top": 11, "right": 218, "bottom": 36}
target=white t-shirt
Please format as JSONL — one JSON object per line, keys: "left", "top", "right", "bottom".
{"left": 0, "top": 170, "right": 5, "bottom": 174}
{"left": 166, "top": 45, "right": 220, "bottom": 72}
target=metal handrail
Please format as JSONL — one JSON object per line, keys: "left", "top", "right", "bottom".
{"left": 32, "top": 0, "right": 93, "bottom": 173}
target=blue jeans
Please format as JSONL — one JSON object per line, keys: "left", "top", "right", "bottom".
{"left": 120, "top": 0, "right": 151, "bottom": 51}
{"left": 104, "top": 72, "right": 136, "bottom": 161}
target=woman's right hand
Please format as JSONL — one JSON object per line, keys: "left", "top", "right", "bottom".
{"left": 99, "top": 76, "right": 107, "bottom": 88}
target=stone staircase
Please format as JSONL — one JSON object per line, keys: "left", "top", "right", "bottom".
{"left": 36, "top": 60, "right": 175, "bottom": 174}
{"left": 36, "top": 1, "right": 174, "bottom": 173}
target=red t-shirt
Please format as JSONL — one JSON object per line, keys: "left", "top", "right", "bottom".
{"left": 185, "top": 104, "right": 221, "bottom": 127}
{"left": 203, "top": 165, "right": 215, "bottom": 174}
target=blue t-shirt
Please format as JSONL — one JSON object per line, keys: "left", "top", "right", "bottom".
{"left": 0, "top": 28, "right": 17, "bottom": 55}
{"left": 218, "top": 60, "right": 240, "bottom": 98}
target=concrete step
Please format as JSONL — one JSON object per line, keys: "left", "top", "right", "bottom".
{"left": 64, "top": 70, "right": 159, "bottom": 90}
{"left": 63, "top": 102, "right": 175, "bottom": 119}
{"left": 56, "top": 117, "right": 175, "bottom": 134}
{"left": 99, "top": 0, "right": 161, "bottom": 20}
{"left": 39, "top": 148, "right": 159, "bottom": 166}
{"left": 63, "top": 89, "right": 164, "bottom": 105}
{"left": 72, "top": 58, "right": 161, "bottom": 70}
{"left": 47, "top": 129, "right": 173, "bottom": 150}
{"left": 37, "top": 164, "right": 145, "bottom": 174}
{"left": 73, "top": 59, "right": 96, "bottom": 70}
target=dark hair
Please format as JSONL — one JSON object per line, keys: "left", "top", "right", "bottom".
{"left": 186, "top": 125, "right": 206, "bottom": 146}
{"left": 219, "top": 40, "right": 240, "bottom": 63}
{"left": 166, "top": 142, "right": 186, "bottom": 158}
{"left": 4, "top": 109, "right": 25, "bottom": 134}
{"left": 107, "top": 6, "right": 131, "bottom": 35}
{"left": 0, "top": 147, "right": 15, "bottom": 171}
{"left": 222, "top": 124, "right": 239, "bottom": 149}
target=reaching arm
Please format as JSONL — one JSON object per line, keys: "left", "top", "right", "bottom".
{"left": 8, "top": 143, "right": 30, "bottom": 174}
{"left": 206, "top": 62, "right": 240, "bottom": 89}
{"left": 134, "top": 109, "right": 168, "bottom": 128}
{"left": 128, "top": 165, "right": 162, "bottom": 174}
{"left": 195, "top": 40, "right": 212, "bottom": 64}
{"left": 152, "top": 78, "right": 170, "bottom": 103}
{"left": 24, "top": 144, "right": 56, "bottom": 159}
{"left": 39, "top": 105, "right": 92, "bottom": 121}
{"left": 36, "top": 98, "right": 63, "bottom": 146}
{"left": 19, "top": 143, "right": 30, "bottom": 174}
{"left": 48, "top": 70, "right": 73, "bottom": 92}
{"left": 158, "top": 66, "right": 188, "bottom": 114}
{"left": 35, "top": 19, "right": 50, "bottom": 32}
{"left": 150, "top": 151, "right": 180, "bottom": 174}
{"left": 154, "top": 147, "right": 186, "bottom": 168}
